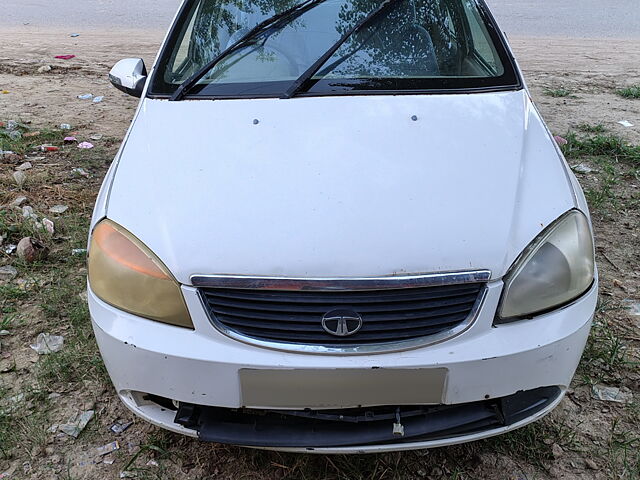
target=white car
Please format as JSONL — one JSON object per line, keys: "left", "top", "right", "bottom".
{"left": 90, "top": 0, "right": 597, "bottom": 453}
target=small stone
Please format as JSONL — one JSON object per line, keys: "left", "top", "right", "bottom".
{"left": 49, "top": 205, "right": 68, "bottom": 214}
{"left": 0, "top": 266, "right": 18, "bottom": 281}
{"left": 0, "top": 330, "right": 10, "bottom": 336}
{"left": 38, "top": 65, "right": 52, "bottom": 73}
{"left": 585, "top": 458, "right": 598, "bottom": 470}
{"left": 22, "top": 205, "right": 35, "bottom": 218}
{"left": 43, "top": 218, "right": 55, "bottom": 234}
{"left": 551, "top": 443, "right": 563, "bottom": 459}
{"left": 17, "top": 237, "right": 49, "bottom": 263}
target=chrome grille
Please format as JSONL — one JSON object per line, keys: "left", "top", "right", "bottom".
{"left": 199, "top": 282, "right": 485, "bottom": 348}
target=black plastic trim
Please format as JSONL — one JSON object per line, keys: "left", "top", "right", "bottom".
{"left": 172, "top": 386, "right": 561, "bottom": 447}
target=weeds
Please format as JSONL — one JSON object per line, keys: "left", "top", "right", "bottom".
{"left": 616, "top": 85, "right": 640, "bottom": 99}
{"left": 577, "top": 123, "right": 606, "bottom": 134}
{"left": 544, "top": 88, "right": 575, "bottom": 98}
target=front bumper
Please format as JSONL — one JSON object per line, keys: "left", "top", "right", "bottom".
{"left": 89, "top": 280, "right": 597, "bottom": 452}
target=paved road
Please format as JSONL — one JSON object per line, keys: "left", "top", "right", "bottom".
{"left": 2, "top": 0, "right": 640, "bottom": 38}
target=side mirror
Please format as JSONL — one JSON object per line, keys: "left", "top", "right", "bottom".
{"left": 109, "top": 58, "right": 148, "bottom": 98}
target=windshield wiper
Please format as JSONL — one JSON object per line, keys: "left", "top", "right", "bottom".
{"left": 170, "top": 0, "right": 328, "bottom": 101}
{"left": 282, "top": 0, "right": 402, "bottom": 98}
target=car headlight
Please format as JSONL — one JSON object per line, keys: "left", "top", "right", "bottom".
{"left": 498, "top": 210, "right": 595, "bottom": 321}
{"left": 88, "top": 219, "right": 193, "bottom": 328}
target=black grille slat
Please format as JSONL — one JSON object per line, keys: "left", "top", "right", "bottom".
{"left": 203, "top": 293, "right": 479, "bottom": 314}
{"left": 218, "top": 312, "right": 468, "bottom": 333}
{"left": 209, "top": 301, "right": 475, "bottom": 323}
{"left": 200, "top": 282, "right": 484, "bottom": 346}
{"left": 203, "top": 284, "right": 481, "bottom": 304}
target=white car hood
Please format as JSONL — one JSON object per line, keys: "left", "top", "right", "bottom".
{"left": 106, "top": 91, "right": 576, "bottom": 285}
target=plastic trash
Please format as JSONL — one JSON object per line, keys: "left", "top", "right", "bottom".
{"left": 70, "top": 33, "right": 80, "bottom": 37}
{"left": 13, "top": 171, "right": 26, "bottom": 188}
{"left": 16, "top": 162, "right": 32, "bottom": 171}
{"left": 64, "top": 136, "right": 77, "bottom": 143}
{"left": 110, "top": 421, "right": 133, "bottom": 434}
{"left": 90, "top": 134, "right": 103, "bottom": 141}
{"left": 93, "top": 96, "right": 104, "bottom": 103}
{"left": 77, "top": 93, "right": 93, "bottom": 100}
{"left": 97, "top": 441, "right": 120, "bottom": 456}
{"left": 553, "top": 135, "right": 568, "bottom": 146}
{"left": 54, "top": 55, "right": 76, "bottom": 60}
{"left": 72, "top": 167, "right": 90, "bottom": 177}
{"left": 592, "top": 385, "right": 633, "bottom": 404}
{"left": 59, "top": 410, "right": 94, "bottom": 438}
{"left": 30, "top": 333, "right": 64, "bottom": 354}
{"left": 49, "top": 205, "right": 68, "bottom": 214}
{"left": 571, "top": 164, "right": 597, "bottom": 174}
{"left": 78, "top": 142, "right": 94, "bottom": 149}
{"left": 60, "top": 123, "right": 72, "bottom": 130}
{"left": 72, "top": 248, "right": 87, "bottom": 255}
{"left": 41, "top": 145, "right": 59, "bottom": 152}
{"left": 37, "top": 65, "right": 52, "bottom": 73}
{"left": 0, "top": 266, "right": 18, "bottom": 281}
{"left": 618, "top": 120, "right": 634, "bottom": 128}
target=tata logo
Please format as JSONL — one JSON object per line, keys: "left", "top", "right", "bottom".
{"left": 321, "top": 309, "right": 363, "bottom": 337}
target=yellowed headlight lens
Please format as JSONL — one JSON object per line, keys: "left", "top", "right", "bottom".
{"left": 88, "top": 219, "right": 193, "bottom": 328}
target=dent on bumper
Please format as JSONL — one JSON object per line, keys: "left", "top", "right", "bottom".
{"left": 90, "top": 280, "right": 597, "bottom": 410}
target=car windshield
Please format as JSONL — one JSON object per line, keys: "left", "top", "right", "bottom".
{"left": 150, "top": 0, "right": 519, "bottom": 98}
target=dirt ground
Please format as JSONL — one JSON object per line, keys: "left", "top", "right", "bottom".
{"left": 0, "top": 26, "right": 639, "bottom": 480}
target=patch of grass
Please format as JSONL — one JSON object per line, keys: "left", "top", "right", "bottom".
{"left": 0, "top": 127, "right": 63, "bottom": 155}
{"left": 544, "top": 88, "right": 575, "bottom": 98}
{"left": 0, "top": 388, "right": 52, "bottom": 460}
{"left": 606, "top": 417, "right": 640, "bottom": 478}
{"left": 616, "top": 85, "right": 640, "bottom": 99}
{"left": 562, "top": 132, "right": 640, "bottom": 167}
{"left": 577, "top": 123, "right": 606, "bottom": 134}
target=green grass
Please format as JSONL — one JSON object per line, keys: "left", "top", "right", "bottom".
{"left": 562, "top": 133, "right": 640, "bottom": 166}
{"left": 544, "top": 88, "right": 575, "bottom": 98}
{"left": 577, "top": 123, "right": 606, "bottom": 134}
{"left": 616, "top": 85, "right": 640, "bottom": 99}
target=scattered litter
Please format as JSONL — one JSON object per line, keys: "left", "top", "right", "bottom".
{"left": 0, "top": 266, "right": 18, "bottom": 281}
{"left": 13, "top": 171, "right": 26, "bottom": 188}
{"left": 3, "top": 245, "right": 17, "bottom": 255}
{"left": 49, "top": 205, "right": 69, "bottom": 214}
{"left": 90, "top": 134, "right": 103, "bottom": 141}
{"left": 77, "top": 93, "right": 94, "bottom": 100}
{"left": 617, "top": 120, "right": 634, "bottom": 128}
{"left": 70, "top": 33, "right": 80, "bottom": 37}
{"left": 0, "top": 150, "right": 15, "bottom": 156}
{"left": 16, "top": 237, "right": 49, "bottom": 263}
{"left": 93, "top": 96, "right": 104, "bottom": 103}
{"left": 16, "top": 162, "right": 32, "bottom": 171}
{"left": 64, "top": 136, "right": 77, "bottom": 143}
{"left": 1, "top": 91, "right": 9, "bottom": 95}
{"left": 23, "top": 131, "right": 40, "bottom": 138}
{"left": 104, "top": 457, "right": 115, "bottom": 465}
{"left": 72, "top": 248, "right": 87, "bottom": 256}
{"left": 72, "top": 167, "right": 90, "bottom": 177}
{"left": 48, "top": 392, "right": 61, "bottom": 400}
{"left": 30, "top": 333, "right": 64, "bottom": 355}
{"left": 40, "top": 145, "right": 59, "bottom": 152}
{"left": 60, "top": 123, "right": 72, "bottom": 130}
{"left": 0, "top": 331, "right": 10, "bottom": 336}
{"left": 8, "top": 130, "right": 21, "bottom": 140}
{"left": 54, "top": 55, "right": 76, "bottom": 60}
{"left": 78, "top": 142, "right": 94, "bottom": 149}
{"left": 37, "top": 65, "right": 52, "bottom": 73}
{"left": 553, "top": 135, "right": 568, "bottom": 146}
{"left": 43, "top": 218, "right": 55, "bottom": 234}
{"left": 0, "top": 471, "right": 11, "bottom": 479}
{"left": 110, "top": 420, "right": 133, "bottom": 434}
{"left": 78, "top": 290, "right": 88, "bottom": 302}
{"left": 571, "top": 163, "right": 597, "bottom": 174}
{"left": 59, "top": 410, "right": 95, "bottom": 438}
{"left": 97, "top": 441, "right": 120, "bottom": 456}
{"left": 592, "top": 385, "right": 633, "bottom": 404}
{"left": 146, "top": 460, "right": 159, "bottom": 467}
{"left": 28, "top": 156, "right": 45, "bottom": 162}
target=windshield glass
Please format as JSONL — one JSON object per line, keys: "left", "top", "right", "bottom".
{"left": 150, "top": 0, "right": 519, "bottom": 98}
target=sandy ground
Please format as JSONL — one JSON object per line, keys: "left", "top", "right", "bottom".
{"left": 1, "top": 27, "right": 639, "bottom": 143}
{"left": 0, "top": 25, "right": 639, "bottom": 480}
